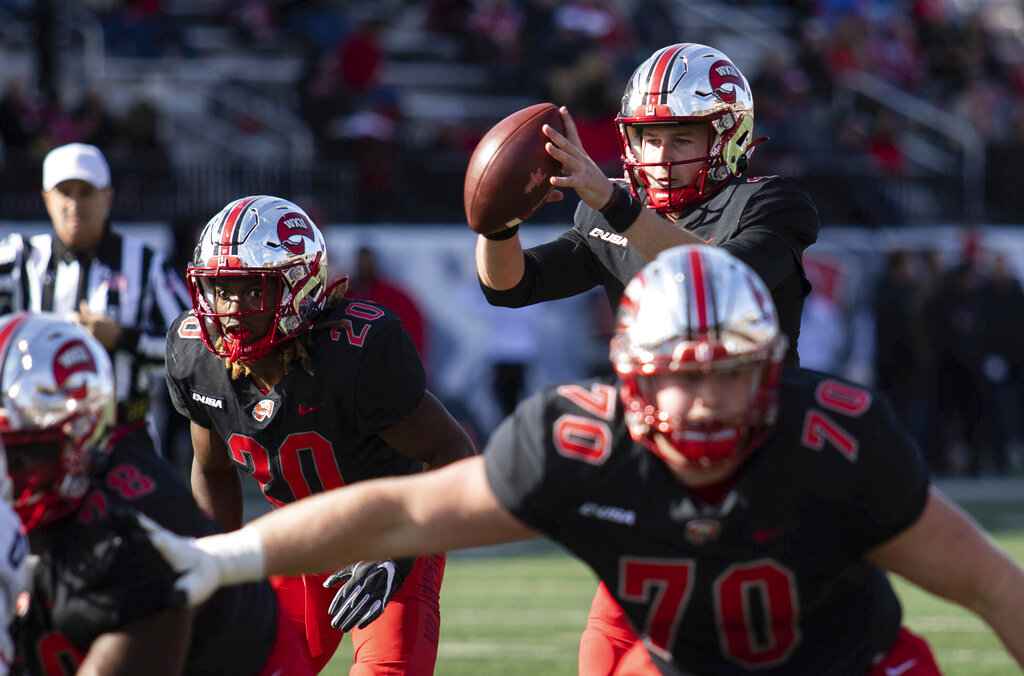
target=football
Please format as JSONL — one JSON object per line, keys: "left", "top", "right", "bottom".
{"left": 464, "top": 102, "right": 564, "bottom": 235}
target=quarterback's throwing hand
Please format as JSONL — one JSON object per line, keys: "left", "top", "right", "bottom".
{"left": 324, "top": 558, "right": 414, "bottom": 632}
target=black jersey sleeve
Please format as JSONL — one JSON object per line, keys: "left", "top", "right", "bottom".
{"left": 479, "top": 226, "right": 601, "bottom": 307}
{"left": 842, "top": 391, "right": 931, "bottom": 552}
{"left": 482, "top": 392, "right": 560, "bottom": 535}
{"left": 165, "top": 311, "right": 216, "bottom": 428}
{"left": 352, "top": 320, "right": 427, "bottom": 437}
{"left": 717, "top": 177, "right": 818, "bottom": 293}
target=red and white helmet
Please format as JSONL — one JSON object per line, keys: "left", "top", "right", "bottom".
{"left": 618, "top": 43, "right": 762, "bottom": 214}
{"left": 188, "top": 195, "right": 330, "bottom": 362}
{"left": 0, "top": 313, "right": 115, "bottom": 531}
{"left": 610, "top": 245, "right": 786, "bottom": 470}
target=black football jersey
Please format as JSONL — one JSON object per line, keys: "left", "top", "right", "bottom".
{"left": 484, "top": 368, "right": 929, "bottom": 675}
{"left": 166, "top": 299, "right": 427, "bottom": 505}
{"left": 13, "top": 433, "right": 278, "bottom": 676}
{"left": 480, "top": 176, "right": 819, "bottom": 363}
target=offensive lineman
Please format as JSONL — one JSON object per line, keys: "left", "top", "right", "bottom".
{"left": 141, "top": 245, "right": 1024, "bottom": 674}
{"left": 165, "top": 196, "right": 475, "bottom": 674}
{"left": 476, "top": 42, "right": 820, "bottom": 671}
{"left": 0, "top": 312, "right": 311, "bottom": 675}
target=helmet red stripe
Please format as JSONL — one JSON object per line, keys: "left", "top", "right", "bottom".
{"left": 218, "top": 196, "right": 259, "bottom": 256}
{"left": 0, "top": 313, "right": 29, "bottom": 374}
{"left": 646, "top": 44, "right": 687, "bottom": 107}
{"left": 688, "top": 248, "right": 709, "bottom": 339}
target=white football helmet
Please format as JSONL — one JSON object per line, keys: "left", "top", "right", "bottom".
{"left": 610, "top": 246, "right": 786, "bottom": 470}
{"left": 0, "top": 313, "right": 116, "bottom": 531}
{"left": 188, "top": 195, "right": 329, "bottom": 362}
{"left": 618, "top": 43, "right": 763, "bottom": 213}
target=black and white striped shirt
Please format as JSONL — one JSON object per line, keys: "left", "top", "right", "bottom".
{"left": 0, "top": 226, "right": 191, "bottom": 426}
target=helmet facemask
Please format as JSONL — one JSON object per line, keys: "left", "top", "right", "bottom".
{"left": 619, "top": 360, "right": 781, "bottom": 472}
{"left": 620, "top": 115, "right": 756, "bottom": 214}
{"left": 3, "top": 428, "right": 93, "bottom": 532}
{"left": 187, "top": 196, "right": 329, "bottom": 363}
{"left": 617, "top": 43, "right": 762, "bottom": 214}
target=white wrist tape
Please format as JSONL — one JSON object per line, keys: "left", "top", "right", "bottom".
{"left": 197, "top": 527, "right": 266, "bottom": 586}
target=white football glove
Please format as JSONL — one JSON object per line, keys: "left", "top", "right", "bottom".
{"left": 135, "top": 512, "right": 265, "bottom": 608}
{"left": 324, "top": 558, "right": 414, "bottom": 632}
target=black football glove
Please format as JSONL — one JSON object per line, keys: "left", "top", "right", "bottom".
{"left": 324, "top": 558, "right": 416, "bottom": 632}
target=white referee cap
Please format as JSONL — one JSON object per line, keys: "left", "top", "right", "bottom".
{"left": 42, "top": 143, "right": 111, "bottom": 191}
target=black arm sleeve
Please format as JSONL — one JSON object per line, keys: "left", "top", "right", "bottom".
{"left": 718, "top": 177, "right": 818, "bottom": 294}
{"left": 479, "top": 230, "right": 602, "bottom": 307}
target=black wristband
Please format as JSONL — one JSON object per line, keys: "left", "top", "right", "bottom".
{"left": 600, "top": 184, "right": 643, "bottom": 233}
{"left": 482, "top": 224, "right": 520, "bottom": 241}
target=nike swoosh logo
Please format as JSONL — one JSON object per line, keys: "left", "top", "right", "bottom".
{"left": 885, "top": 658, "right": 918, "bottom": 676}
{"left": 753, "top": 524, "right": 792, "bottom": 543}
{"left": 298, "top": 403, "right": 326, "bottom": 415}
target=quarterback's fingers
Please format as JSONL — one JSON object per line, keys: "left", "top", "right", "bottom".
{"left": 558, "top": 106, "right": 583, "bottom": 146}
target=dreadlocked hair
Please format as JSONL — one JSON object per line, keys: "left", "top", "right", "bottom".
{"left": 221, "top": 278, "right": 350, "bottom": 380}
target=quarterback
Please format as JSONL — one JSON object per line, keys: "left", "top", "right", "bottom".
{"left": 144, "top": 246, "right": 1024, "bottom": 675}
{"left": 477, "top": 42, "right": 820, "bottom": 671}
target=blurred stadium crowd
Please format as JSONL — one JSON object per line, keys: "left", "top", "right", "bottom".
{"left": 2, "top": 0, "right": 1024, "bottom": 224}
{"left": 3, "top": 0, "right": 1024, "bottom": 479}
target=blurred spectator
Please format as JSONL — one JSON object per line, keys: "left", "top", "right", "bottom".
{"left": 334, "top": 15, "right": 387, "bottom": 99}
{"left": 925, "top": 260, "right": 988, "bottom": 475}
{"left": 346, "top": 246, "right": 429, "bottom": 373}
{"left": 467, "top": 0, "right": 525, "bottom": 93}
{"left": 629, "top": 0, "right": 680, "bottom": 55}
{"left": 980, "top": 254, "right": 1024, "bottom": 472}
{"left": 75, "top": 91, "right": 117, "bottom": 149}
{"left": 873, "top": 251, "right": 926, "bottom": 444}
{"left": 0, "top": 81, "right": 42, "bottom": 151}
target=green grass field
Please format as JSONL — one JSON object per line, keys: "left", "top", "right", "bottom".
{"left": 321, "top": 530, "right": 1024, "bottom": 676}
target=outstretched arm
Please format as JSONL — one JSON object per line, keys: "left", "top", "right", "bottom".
{"left": 264, "top": 456, "right": 534, "bottom": 573}
{"left": 144, "top": 456, "right": 539, "bottom": 606}
{"left": 867, "top": 487, "right": 1024, "bottom": 665}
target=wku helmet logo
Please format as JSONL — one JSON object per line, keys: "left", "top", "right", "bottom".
{"left": 53, "top": 339, "right": 97, "bottom": 400}
{"left": 277, "top": 213, "right": 314, "bottom": 255}
{"left": 708, "top": 60, "right": 745, "bottom": 105}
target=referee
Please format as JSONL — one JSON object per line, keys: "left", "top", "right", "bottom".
{"left": 0, "top": 142, "right": 190, "bottom": 455}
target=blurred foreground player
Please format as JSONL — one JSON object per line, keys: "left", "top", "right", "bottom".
{"left": 0, "top": 452, "right": 30, "bottom": 676}
{"left": 0, "top": 312, "right": 311, "bottom": 675}
{"left": 144, "top": 246, "right": 1024, "bottom": 674}
{"left": 166, "top": 196, "right": 475, "bottom": 673}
